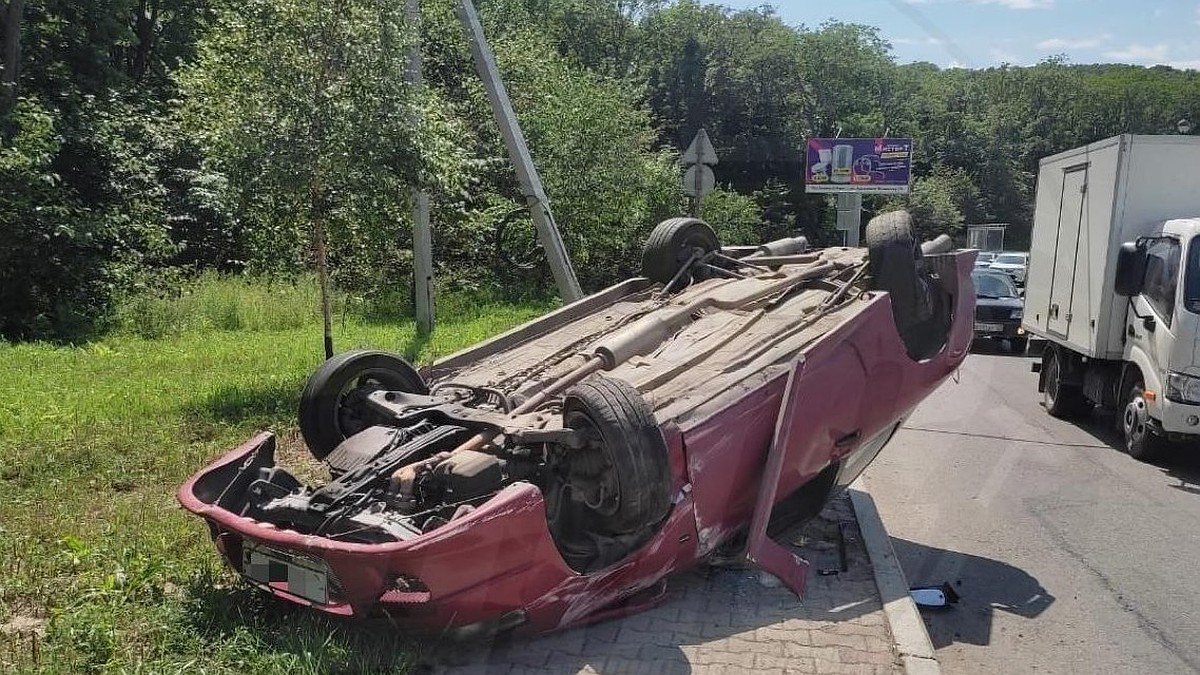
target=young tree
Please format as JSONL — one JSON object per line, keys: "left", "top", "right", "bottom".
{"left": 180, "top": 0, "right": 464, "bottom": 357}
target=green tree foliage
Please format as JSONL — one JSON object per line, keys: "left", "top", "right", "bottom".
{"left": 883, "top": 167, "right": 983, "bottom": 241}
{"left": 178, "top": 0, "right": 466, "bottom": 283}
{"left": 5, "top": 0, "right": 1200, "bottom": 340}
{"left": 0, "top": 0, "right": 214, "bottom": 339}
{"left": 417, "top": 0, "right": 683, "bottom": 291}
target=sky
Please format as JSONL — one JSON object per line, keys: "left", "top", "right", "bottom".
{"left": 718, "top": 0, "right": 1200, "bottom": 70}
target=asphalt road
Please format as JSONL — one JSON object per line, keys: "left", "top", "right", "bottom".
{"left": 862, "top": 343, "right": 1200, "bottom": 675}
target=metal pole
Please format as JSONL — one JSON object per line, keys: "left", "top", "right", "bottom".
{"left": 407, "top": 0, "right": 435, "bottom": 334}
{"left": 836, "top": 193, "right": 863, "bottom": 247}
{"left": 455, "top": 0, "right": 583, "bottom": 302}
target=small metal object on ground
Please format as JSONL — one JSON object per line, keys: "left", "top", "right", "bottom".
{"left": 838, "top": 519, "right": 851, "bottom": 572}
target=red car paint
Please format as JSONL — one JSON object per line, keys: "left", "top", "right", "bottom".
{"left": 178, "top": 251, "right": 975, "bottom": 635}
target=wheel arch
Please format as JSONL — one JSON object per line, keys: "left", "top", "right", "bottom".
{"left": 1121, "top": 346, "right": 1163, "bottom": 418}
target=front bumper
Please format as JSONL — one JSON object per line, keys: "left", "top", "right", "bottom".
{"left": 1155, "top": 396, "right": 1200, "bottom": 437}
{"left": 177, "top": 433, "right": 700, "bottom": 633}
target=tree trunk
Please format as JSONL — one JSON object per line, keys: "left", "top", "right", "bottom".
{"left": 1, "top": 0, "right": 23, "bottom": 117}
{"left": 311, "top": 172, "right": 335, "bottom": 361}
{"left": 129, "top": 0, "right": 160, "bottom": 82}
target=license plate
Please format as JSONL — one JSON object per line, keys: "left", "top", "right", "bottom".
{"left": 242, "top": 541, "right": 329, "bottom": 604}
{"left": 975, "top": 322, "right": 1005, "bottom": 333}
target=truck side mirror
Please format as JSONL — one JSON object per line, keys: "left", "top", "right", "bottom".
{"left": 1115, "top": 242, "right": 1147, "bottom": 297}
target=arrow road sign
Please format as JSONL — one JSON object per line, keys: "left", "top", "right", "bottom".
{"left": 682, "top": 128, "right": 719, "bottom": 166}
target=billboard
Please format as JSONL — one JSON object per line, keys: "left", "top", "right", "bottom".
{"left": 805, "top": 138, "right": 913, "bottom": 194}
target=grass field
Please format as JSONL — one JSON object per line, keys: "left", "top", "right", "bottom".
{"left": 0, "top": 277, "right": 556, "bottom": 674}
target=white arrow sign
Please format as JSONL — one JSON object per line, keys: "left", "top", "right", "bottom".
{"left": 682, "top": 128, "right": 719, "bottom": 166}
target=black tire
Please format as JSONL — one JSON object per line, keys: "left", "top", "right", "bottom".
{"left": 866, "top": 211, "right": 930, "bottom": 326}
{"left": 866, "top": 210, "right": 948, "bottom": 359}
{"left": 1010, "top": 337, "right": 1028, "bottom": 355}
{"left": 641, "top": 217, "right": 720, "bottom": 289}
{"left": 298, "top": 351, "right": 427, "bottom": 460}
{"left": 1042, "top": 348, "right": 1089, "bottom": 419}
{"left": 560, "top": 376, "right": 672, "bottom": 534}
{"left": 1122, "top": 381, "right": 1170, "bottom": 462}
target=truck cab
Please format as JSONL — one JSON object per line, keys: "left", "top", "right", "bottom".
{"left": 1115, "top": 219, "right": 1200, "bottom": 449}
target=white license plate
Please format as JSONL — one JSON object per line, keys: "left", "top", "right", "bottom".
{"left": 242, "top": 542, "right": 329, "bottom": 604}
{"left": 975, "top": 322, "right": 1005, "bottom": 333}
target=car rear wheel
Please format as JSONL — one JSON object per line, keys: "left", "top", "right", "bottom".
{"left": 641, "top": 218, "right": 720, "bottom": 291}
{"left": 298, "top": 351, "right": 428, "bottom": 460}
{"left": 866, "top": 210, "right": 949, "bottom": 360}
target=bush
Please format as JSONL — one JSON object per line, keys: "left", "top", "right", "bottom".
{"left": 0, "top": 98, "right": 173, "bottom": 341}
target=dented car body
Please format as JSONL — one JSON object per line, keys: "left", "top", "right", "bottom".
{"left": 179, "top": 213, "right": 976, "bottom": 636}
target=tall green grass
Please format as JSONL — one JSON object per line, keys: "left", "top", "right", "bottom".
{"left": 113, "top": 273, "right": 325, "bottom": 339}
{"left": 0, "top": 276, "right": 557, "bottom": 674}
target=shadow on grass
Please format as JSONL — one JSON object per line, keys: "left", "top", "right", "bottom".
{"left": 181, "top": 572, "right": 429, "bottom": 674}
{"left": 191, "top": 377, "right": 307, "bottom": 426}
{"left": 399, "top": 330, "right": 431, "bottom": 364}
{"left": 181, "top": 378, "right": 306, "bottom": 443}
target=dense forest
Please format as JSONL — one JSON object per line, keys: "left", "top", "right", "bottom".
{"left": 2, "top": 0, "right": 1198, "bottom": 341}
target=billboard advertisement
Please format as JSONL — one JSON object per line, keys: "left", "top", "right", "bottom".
{"left": 805, "top": 138, "right": 913, "bottom": 194}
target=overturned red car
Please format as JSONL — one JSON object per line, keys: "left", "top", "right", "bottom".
{"left": 178, "top": 211, "right": 975, "bottom": 637}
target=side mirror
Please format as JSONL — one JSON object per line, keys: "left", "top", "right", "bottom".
{"left": 1115, "top": 242, "right": 1147, "bottom": 297}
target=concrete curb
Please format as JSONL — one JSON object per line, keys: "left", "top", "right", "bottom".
{"left": 848, "top": 481, "right": 943, "bottom": 675}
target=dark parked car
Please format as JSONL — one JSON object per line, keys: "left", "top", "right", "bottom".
{"left": 973, "top": 269, "right": 1027, "bottom": 353}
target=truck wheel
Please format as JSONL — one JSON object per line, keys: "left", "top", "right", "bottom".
{"left": 1010, "top": 337, "right": 1028, "bottom": 355}
{"left": 1122, "top": 381, "right": 1170, "bottom": 462}
{"left": 298, "top": 351, "right": 427, "bottom": 460}
{"left": 641, "top": 218, "right": 720, "bottom": 290}
{"left": 1043, "top": 348, "right": 1089, "bottom": 419}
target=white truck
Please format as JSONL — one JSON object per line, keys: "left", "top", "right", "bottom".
{"left": 1024, "top": 134, "right": 1200, "bottom": 460}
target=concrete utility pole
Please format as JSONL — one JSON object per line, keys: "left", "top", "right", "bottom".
{"left": 406, "top": 0, "right": 435, "bottom": 334}
{"left": 456, "top": 0, "right": 583, "bottom": 302}
{"left": 836, "top": 193, "right": 862, "bottom": 247}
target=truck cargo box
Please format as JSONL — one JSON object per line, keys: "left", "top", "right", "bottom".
{"left": 1024, "top": 134, "right": 1200, "bottom": 359}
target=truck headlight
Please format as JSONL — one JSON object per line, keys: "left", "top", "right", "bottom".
{"left": 1011, "top": 309, "right": 1023, "bottom": 319}
{"left": 1166, "top": 372, "right": 1200, "bottom": 405}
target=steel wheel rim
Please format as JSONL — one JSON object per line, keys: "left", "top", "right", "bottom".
{"left": 334, "top": 369, "right": 403, "bottom": 440}
{"left": 563, "top": 410, "right": 621, "bottom": 518}
{"left": 1124, "top": 394, "right": 1149, "bottom": 449}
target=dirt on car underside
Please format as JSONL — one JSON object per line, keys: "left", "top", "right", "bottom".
{"left": 430, "top": 246, "right": 870, "bottom": 428}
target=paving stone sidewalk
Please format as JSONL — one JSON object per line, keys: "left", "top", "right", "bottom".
{"left": 432, "top": 493, "right": 902, "bottom": 675}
